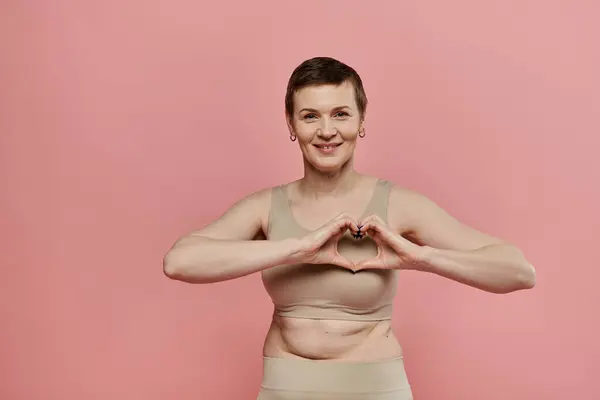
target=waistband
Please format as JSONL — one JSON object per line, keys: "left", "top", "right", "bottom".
{"left": 261, "top": 356, "right": 410, "bottom": 393}
{"left": 273, "top": 303, "right": 393, "bottom": 321}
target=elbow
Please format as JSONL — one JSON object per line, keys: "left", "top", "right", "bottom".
{"left": 162, "top": 250, "right": 194, "bottom": 282}
{"left": 486, "top": 262, "right": 536, "bottom": 295}
{"left": 504, "top": 246, "right": 537, "bottom": 292}
{"left": 498, "top": 263, "right": 536, "bottom": 294}
{"left": 163, "top": 252, "right": 183, "bottom": 280}
{"left": 517, "top": 263, "right": 536, "bottom": 290}
{"left": 162, "top": 250, "right": 211, "bottom": 284}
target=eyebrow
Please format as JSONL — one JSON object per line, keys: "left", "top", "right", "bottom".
{"left": 298, "top": 106, "right": 352, "bottom": 113}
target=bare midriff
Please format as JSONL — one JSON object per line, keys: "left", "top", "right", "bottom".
{"left": 262, "top": 315, "right": 403, "bottom": 361}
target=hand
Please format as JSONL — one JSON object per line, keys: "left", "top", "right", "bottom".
{"left": 292, "top": 212, "right": 360, "bottom": 270}
{"left": 355, "top": 214, "right": 430, "bottom": 271}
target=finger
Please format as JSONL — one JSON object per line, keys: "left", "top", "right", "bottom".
{"left": 331, "top": 253, "right": 355, "bottom": 270}
{"left": 313, "top": 221, "right": 348, "bottom": 248}
{"left": 332, "top": 215, "right": 361, "bottom": 237}
{"left": 366, "top": 225, "right": 422, "bottom": 265}
{"left": 357, "top": 213, "right": 381, "bottom": 226}
{"left": 347, "top": 220, "right": 360, "bottom": 235}
{"left": 361, "top": 219, "right": 400, "bottom": 246}
{"left": 335, "top": 213, "right": 359, "bottom": 233}
{"left": 368, "top": 232, "right": 386, "bottom": 249}
{"left": 356, "top": 214, "right": 382, "bottom": 237}
{"left": 333, "top": 217, "right": 354, "bottom": 236}
{"left": 329, "top": 230, "right": 346, "bottom": 244}
{"left": 355, "top": 257, "right": 385, "bottom": 270}
{"left": 351, "top": 224, "right": 367, "bottom": 239}
{"left": 344, "top": 214, "right": 371, "bottom": 239}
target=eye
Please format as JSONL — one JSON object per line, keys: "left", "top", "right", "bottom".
{"left": 334, "top": 111, "right": 349, "bottom": 118}
{"left": 302, "top": 113, "right": 317, "bottom": 120}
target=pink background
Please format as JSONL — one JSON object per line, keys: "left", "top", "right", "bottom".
{"left": 1, "top": 1, "right": 598, "bottom": 399}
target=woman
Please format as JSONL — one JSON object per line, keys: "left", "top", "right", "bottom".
{"left": 163, "top": 57, "right": 536, "bottom": 399}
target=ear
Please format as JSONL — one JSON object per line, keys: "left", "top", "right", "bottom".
{"left": 285, "top": 111, "right": 294, "bottom": 135}
{"left": 358, "top": 119, "right": 366, "bottom": 137}
{"left": 359, "top": 113, "right": 366, "bottom": 131}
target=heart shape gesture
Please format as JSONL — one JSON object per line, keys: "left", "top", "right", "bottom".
{"left": 292, "top": 212, "right": 359, "bottom": 270}
{"left": 292, "top": 213, "right": 429, "bottom": 272}
{"left": 353, "top": 214, "right": 430, "bottom": 271}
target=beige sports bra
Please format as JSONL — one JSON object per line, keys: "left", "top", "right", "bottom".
{"left": 262, "top": 179, "right": 399, "bottom": 321}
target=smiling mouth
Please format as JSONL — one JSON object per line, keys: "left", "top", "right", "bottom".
{"left": 313, "top": 143, "right": 342, "bottom": 149}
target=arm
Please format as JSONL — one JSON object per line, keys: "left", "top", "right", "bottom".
{"left": 163, "top": 189, "right": 301, "bottom": 284}
{"left": 389, "top": 187, "right": 536, "bottom": 294}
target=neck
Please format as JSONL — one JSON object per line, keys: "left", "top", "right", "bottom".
{"left": 299, "top": 157, "right": 360, "bottom": 196}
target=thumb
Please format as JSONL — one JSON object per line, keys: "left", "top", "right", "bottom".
{"left": 355, "top": 257, "right": 385, "bottom": 271}
{"left": 331, "top": 253, "right": 355, "bottom": 270}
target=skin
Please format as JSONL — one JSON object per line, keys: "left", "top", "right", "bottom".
{"left": 163, "top": 81, "right": 536, "bottom": 362}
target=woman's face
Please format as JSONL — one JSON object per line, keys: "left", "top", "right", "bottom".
{"left": 287, "top": 81, "right": 364, "bottom": 173}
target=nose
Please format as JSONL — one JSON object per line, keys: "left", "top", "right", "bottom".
{"left": 317, "top": 119, "right": 338, "bottom": 139}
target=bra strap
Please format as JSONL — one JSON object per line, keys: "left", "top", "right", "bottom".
{"left": 366, "top": 179, "right": 393, "bottom": 222}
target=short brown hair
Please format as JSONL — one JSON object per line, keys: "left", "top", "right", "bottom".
{"left": 285, "top": 57, "right": 368, "bottom": 119}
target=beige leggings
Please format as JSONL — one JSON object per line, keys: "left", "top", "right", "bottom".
{"left": 257, "top": 356, "right": 413, "bottom": 400}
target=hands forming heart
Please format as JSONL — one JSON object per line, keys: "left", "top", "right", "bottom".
{"left": 293, "top": 212, "right": 429, "bottom": 272}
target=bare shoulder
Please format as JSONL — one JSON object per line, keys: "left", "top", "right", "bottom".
{"left": 386, "top": 182, "right": 504, "bottom": 250}
{"left": 189, "top": 186, "right": 275, "bottom": 241}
